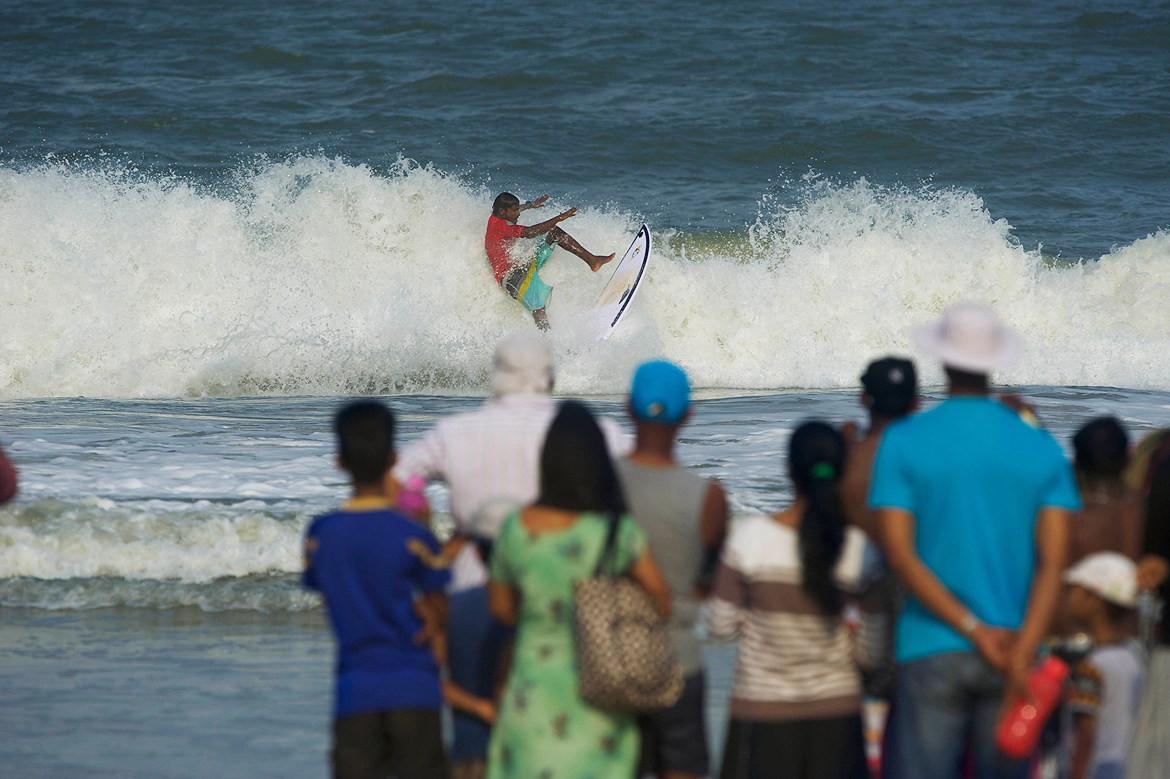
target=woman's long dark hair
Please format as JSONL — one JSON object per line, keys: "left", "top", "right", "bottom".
{"left": 789, "top": 421, "right": 848, "bottom": 615}
{"left": 537, "top": 401, "right": 627, "bottom": 517}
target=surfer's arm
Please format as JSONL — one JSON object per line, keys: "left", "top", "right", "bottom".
{"left": 518, "top": 194, "right": 549, "bottom": 211}
{"left": 519, "top": 207, "right": 576, "bottom": 238}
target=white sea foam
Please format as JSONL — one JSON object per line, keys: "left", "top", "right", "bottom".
{"left": 0, "top": 499, "right": 307, "bottom": 582}
{"left": 2, "top": 157, "right": 1168, "bottom": 399}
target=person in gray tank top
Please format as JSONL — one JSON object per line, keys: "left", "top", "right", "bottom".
{"left": 616, "top": 360, "right": 729, "bottom": 779}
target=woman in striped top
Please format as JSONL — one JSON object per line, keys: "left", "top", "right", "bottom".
{"left": 711, "top": 421, "right": 869, "bottom": 779}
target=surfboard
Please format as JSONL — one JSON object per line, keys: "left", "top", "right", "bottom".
{"left": 593, "top": 224, "right": 651, "bottom": 339}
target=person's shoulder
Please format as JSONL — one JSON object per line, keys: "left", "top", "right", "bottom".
{"left": 307, "top": 508, "right": 346, "bottom": 534}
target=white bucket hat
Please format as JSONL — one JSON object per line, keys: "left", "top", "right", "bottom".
{"left": 490, "top": 330, "right": 554, "bottom": 398}
{"left": 1064, "top": 551, "right": 1138, "bottom": 608}
{"left": 914, "top": 302, "right": 1021, "bottom": 374}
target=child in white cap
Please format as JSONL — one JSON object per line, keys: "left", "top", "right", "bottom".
{"left": 1061, "top": 552, "right": 1146, "bottom": 779}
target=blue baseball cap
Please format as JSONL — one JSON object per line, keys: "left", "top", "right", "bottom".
{"left": 630, "top": 361, "right": 690, "bottom": 424}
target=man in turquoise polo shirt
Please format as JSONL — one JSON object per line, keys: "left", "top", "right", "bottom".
{"left": 870, "top": 303, "right": 1079, "bottom": 779}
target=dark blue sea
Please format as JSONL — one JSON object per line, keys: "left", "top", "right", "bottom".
{"left": 2, "top": 1, "right": 1169, "bottom": 776}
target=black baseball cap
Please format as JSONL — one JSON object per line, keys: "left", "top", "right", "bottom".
{"left": 861, "top": 357, "right": 917, "bottom": 416}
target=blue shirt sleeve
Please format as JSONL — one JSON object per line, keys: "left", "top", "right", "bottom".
{"left": 869, "top": 423, "right": 915, "bottom": 511}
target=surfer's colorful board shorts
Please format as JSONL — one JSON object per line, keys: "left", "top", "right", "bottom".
{"left": 502, "top": 241, "right": 555, "bottom": 313}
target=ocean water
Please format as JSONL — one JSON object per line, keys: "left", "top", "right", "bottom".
{"left": 2, "top": 0, "right": 1169, "bottom": 776}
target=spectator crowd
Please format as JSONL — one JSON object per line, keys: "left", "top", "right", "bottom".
{"left": 7, "top": 302, "right": 1160, "bottom": 779}
{"left": 297, "top": 303, "right": 1170, "bottom": 779}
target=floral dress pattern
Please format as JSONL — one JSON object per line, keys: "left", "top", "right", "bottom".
{"left": 486, "top": 510, "right": 647, "bottom": 779}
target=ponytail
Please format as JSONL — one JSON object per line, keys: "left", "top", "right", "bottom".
{"left": 789, "top": 422, "right": 848, "bottom": 615}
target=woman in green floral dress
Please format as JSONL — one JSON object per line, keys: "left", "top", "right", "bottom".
{"left": 486, "top": 401, "right": 670, "bottom": 779}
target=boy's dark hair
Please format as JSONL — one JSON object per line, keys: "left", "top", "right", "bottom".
{"left": 334, "top": 401, "right": 395, "bottom": 485}
{"left": 861, "top": 357, "right": 917, "bottom": 417}
{"left": 1073, "top": 416, "right": 1129, "bottom": 480}
{"left": 493, "top": 192, "right": 520, "bottom": 217}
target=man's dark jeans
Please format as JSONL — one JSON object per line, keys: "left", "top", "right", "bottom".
{"left": 889, "top": 651, "right": 1031, "bottom": 779}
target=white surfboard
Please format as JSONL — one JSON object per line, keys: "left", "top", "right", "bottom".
{"left": 593, "top": 224, "right": 651, "bottom": 339}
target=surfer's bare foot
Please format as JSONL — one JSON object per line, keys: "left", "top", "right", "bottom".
{"left": 533, "top": 308, "right": 550, "bottom": 331}
{"left": 588, "top": 253, "right": 615, "bottom": 272}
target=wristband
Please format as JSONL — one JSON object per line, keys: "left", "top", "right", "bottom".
{"left": 959, "top": 611, "right": 981, "bottom": 637}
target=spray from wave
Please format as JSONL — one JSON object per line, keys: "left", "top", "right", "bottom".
{"left": 2, "top": 156, "right": 1167, "bottom": 398}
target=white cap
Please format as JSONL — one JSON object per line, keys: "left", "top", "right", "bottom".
{"left": 1064, "top": 552, "right": 1138, "bottom": 608}
{"left": 490, "top": 330, "right": 553, "bottom": 398}
{"left": 914, "top": 302, "right": 1021, "bottom": 374}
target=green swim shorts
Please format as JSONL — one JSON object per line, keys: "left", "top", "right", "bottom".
{"left": 502, "top": 241, "right": 555, "bottom": 313}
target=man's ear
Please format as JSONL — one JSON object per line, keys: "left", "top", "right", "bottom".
{"left": 910, "top": 396, "right": 921, "bottom": 412}
{"left": 860, "top": 391, "right": 874, "bottom": 408}
{"left": 335, "top": 453, "right": 345, "bottom": 470}
{"left": 388, "top": 451, "right": 398, "bottom": 470}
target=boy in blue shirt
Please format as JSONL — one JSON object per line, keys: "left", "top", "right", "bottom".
{"left": 304, "top": 401, "right": 451, "bottom": 779}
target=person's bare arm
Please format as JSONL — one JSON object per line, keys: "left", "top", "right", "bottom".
{"left": 1004, "top": 506, "right": 1071, "bottom": 697}
{"left": 518, "top": 194, "right": 549, "bottom": 211}
{"left": 699, "top": 481, "right": 729, "bottom": 550}
{"left": 443, "top": 681, "right": 497, "bottom": 723}
{"left": 628, "top": 548, "right": 671, "bottom": 618}
{"left": 519, "top": 208, "right": 577, "bottom": 238}
{"left": 1068, "top": 713, "right": 1096, "bottom": 779}
{"left": 414, "top": 591, "right": 449, "bottom": 651}
{"left": 488, "top": 581, "right": 519, "bottom": 626}
{"left": 880, "top": 507, "right": 1016, "bottom": 669}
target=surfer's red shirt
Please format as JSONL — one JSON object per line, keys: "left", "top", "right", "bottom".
{"left": 485, "top": 214, "right": 524, "bottom": 283}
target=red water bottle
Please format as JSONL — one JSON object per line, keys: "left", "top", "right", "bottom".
{"left": 995, "top": 655, "right": 1070, "bottom": 759}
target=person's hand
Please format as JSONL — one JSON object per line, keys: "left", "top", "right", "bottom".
{"left": 556, "top": 207, "right": 578, "bottom": 222}
{"left": 1138, "top": 554, "right": 1169, "bottom": 591}
{"left": 529, "top": 194, "right": 549, "bottom": 209}
{"left": 475, "top": 698, "right": 497, "bottom": 724}
{"left": 970, "top": 623, "right": 1017, "bottom": 672}
{"left": 999, "top": 660, "right": 1035, "bottom": 723}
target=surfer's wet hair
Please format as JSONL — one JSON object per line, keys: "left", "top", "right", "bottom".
{"left": 493, "top": 192, "right": 520, "bottom": 216}
{"left": 334, "top": 401, "right": 395, "bottom": 485}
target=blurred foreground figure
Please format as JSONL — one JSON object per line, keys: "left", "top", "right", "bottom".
{"left": 1127, "top": 449, "right": 1170, "bottom": 779}
{"left": 711, "top": 421, "right": 870, "bottom": 779}
{"left": 1059, "top": 553, "right": 1144, "bottom": 779}
{"left": 303, "top": 401, "right": 450, "bottom": 779}
{"left": 870, "top": 303, "right": 1079, "bottom": 779}
{"left": 485, "top": 401, "right": 669, "bottom": 779}
{"left": 393, "top": 331, "right": 626, "bottom": 779}
{"left": 616, "top": 361, "right": 730, "bottom": 779}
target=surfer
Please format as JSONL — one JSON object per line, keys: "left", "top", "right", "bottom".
{"left": 486, "top": 192, "right": 614, "bottom": 331}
